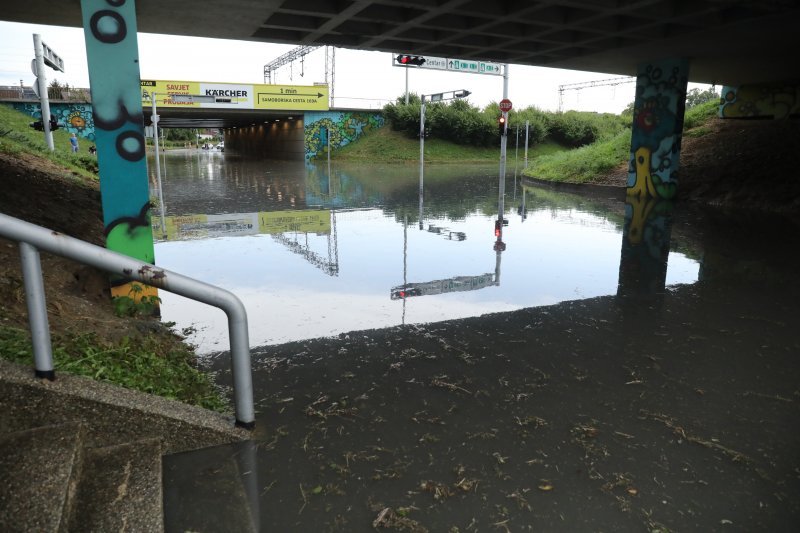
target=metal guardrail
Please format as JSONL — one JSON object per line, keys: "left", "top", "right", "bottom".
{"left": 0, "top": 212, "right": 255, "bottom": 429}
{"left": 0, "top": 87, "right": 92, "bottom": 102}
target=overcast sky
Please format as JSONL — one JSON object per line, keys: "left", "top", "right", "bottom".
{"left": 0, "top": 21, "right": 713, "bottom": 114}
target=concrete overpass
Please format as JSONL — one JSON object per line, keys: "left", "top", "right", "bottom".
{"left": 3, "top": 1, "right": 798, "bottom": 85}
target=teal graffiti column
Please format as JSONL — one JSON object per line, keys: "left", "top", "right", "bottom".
{"left": 627, "top": 58, "right": 689, "bottom": 200}
{"left": 619, "top": 59, "right": 687, "bottom": 301}
{"left": 80, "top": 0, "right": 156, "bottom": 301}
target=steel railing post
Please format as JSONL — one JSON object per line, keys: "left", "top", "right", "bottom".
{"left": 18, "top": 242, "right": 55, "bottom": 380}
{"left": 1, "top": 213, "right": 255, "bottom": 428}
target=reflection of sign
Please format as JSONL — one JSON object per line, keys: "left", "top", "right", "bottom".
{"left": 140, "top": 80, "right": 329, "bottom": 111}
{"left": 390, "top": 273, "right": 496, "bottom": 300}
{"left": 152, "top": 210, "right": 331, "bottom": 240}
{"left": 259, "top": 210, "right": 330, "bottom": 234}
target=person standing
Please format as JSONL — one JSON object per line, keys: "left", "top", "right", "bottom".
{"left": 69, "top": 133, "right": 79, "bottom": 153}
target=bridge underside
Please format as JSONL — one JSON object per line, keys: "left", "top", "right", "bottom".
{"left": 4, "top": 1, "right": 799, "bottom": 85}
{"left": 147, "top": 108, "right": 299, "bottom": 129}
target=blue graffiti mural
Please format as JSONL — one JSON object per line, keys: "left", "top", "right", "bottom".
{"left": 304, "top": 111, "right": 384, "bottom": 160}
{"left": 9, "top": 102, "right": 96, "bottom": 141}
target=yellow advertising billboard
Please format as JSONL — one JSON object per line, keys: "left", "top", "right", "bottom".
{"left": 140, "top": 79, "right": 329, "bottom": 111}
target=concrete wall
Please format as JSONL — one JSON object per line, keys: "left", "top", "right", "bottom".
{"left": 7, "top": 102, "right": 95, "bottom": 141}
{"left": 225, "top": 118, "right": 305, "bottom": 160}
{"left": 720, "top": 82, "right": 800, "bottom": 119}
{"left": 304, "top": 110, "right": 385, "bottom": 160}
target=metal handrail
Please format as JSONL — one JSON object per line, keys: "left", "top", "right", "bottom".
{"left": 0, "top": 212, "right": 255, "bottom": 429}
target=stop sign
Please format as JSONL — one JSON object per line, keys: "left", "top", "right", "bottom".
{"left": 499, "top": 98, "right": 513, "bottom": 112}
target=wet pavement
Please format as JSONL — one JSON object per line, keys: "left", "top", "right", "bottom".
{"left": 166, "top": 275, "right": 800, "bottom": 531}
{"left": 152, "top": 152, "right": 800, "bottom": 531}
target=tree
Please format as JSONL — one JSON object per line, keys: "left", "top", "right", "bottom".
{"left": 686, "top": 87, "right": 719, "bottom": 109}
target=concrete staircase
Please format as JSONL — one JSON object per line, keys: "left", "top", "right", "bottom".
{"left": 0, "top": 359, "right": 251, "bottom": 532}
{"left": 0, "top": 423, "right": 164, "bottom": 532}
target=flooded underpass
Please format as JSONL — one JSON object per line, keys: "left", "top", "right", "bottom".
{"left": 149, "top": 150, "right": 800, "bottom": 531}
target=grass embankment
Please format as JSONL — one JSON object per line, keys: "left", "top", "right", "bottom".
{"left": 523, "top": 100, "right": 720, "bottom": 183}
{"left": 0, "top": 104, "right": 226, "bottom": 411}
{"left": 0, "top": 325, "right": 226, "bottom": 411}
{"left": 333, "top": 126, "right": 566, "bottom": 163}
{"left": 0, "top": 103, "right": 98, "bottom": 177}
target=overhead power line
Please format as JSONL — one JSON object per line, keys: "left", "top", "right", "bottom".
{"left": 558, "top": 76, "right": 636, "bottom": 112}
{"left": 263, "top": 45, "right": 321, "bottom": 84}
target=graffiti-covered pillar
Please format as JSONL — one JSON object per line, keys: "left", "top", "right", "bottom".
{"left": 627, "top": 58, "right": 689, "bottom": 200}
{"left": 80, "top": 0, "right": 157, "bottom": 302}
{"left": 619, "top": 58, "right": 687, "bottom": 302}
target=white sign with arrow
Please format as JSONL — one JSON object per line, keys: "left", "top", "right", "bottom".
{"left": 394, "top": 53, "right": 503, "bottom": 76}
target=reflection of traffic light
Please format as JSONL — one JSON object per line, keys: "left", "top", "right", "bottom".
{"left": 391, "top": 287, "right": 422, "bottom": 300}
{"left": 29, "top": 121, "right": 44, "bottom": 131}
{"left": 498, "top": 115, "right": 506, "bottom": 136}
{"left": 395, "top": 54, "right": 426, "bottom": 66}
{"left": 494, "top": 219, "right": 502, "bottom": 237}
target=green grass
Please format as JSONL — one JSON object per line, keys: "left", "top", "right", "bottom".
{"left": 330, "top": 126, "right": 568, "bottom": 163}
{"left": 524, "top": 129, "right": 632, "bottom": 183}
{"left": 0, "top": 104, "right": 98, "bottom": 178}
{"left": 683, "top": 100, "right": 719, "bottom": 131}
{"left": 0, "top": 324, "right": 227, "bottom": 411}
{"left": 523, "top": 100, "right": 721, "bottom": 185}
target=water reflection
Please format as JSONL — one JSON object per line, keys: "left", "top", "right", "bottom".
{"left": 149, "top": 152, "right": 698, "bottom": 352}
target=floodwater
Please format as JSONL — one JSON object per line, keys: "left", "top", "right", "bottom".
{"left": 150, "top": 150, "right": 800, "bottom": 531}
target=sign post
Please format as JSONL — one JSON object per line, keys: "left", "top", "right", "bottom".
{"left": 497, "top": 96, "right": 512, "bottom": 230}
{"left": 151, "top": 93, "right": 167, "bottom": 238}
{"left": 32, "top": 34, "right": 64, "bottom": 152}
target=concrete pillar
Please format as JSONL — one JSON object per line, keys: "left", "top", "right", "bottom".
{"left": 627, "top": 58, "right": 689, "bottom": 200}
{"left": 619, "top": 58, "right": 687, "bottom": 301}
{"left": 80, "top": 0, "right": 157, "bottom": 302}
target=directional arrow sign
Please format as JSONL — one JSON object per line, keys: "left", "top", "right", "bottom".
{"left": 393, "top": 53, "right": 502, "bottom": 76}
{"left": 259, "top": 91, "right": 325, "bottom": 98}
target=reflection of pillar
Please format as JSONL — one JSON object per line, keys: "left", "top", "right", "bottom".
{"left": 80, "top": 0, "right": 157, "bottom": 303}
{"left": 617, "top": 197, "right": 674, "bottom": 299}
{"left": 627, "top": 58, "right": 689, "bottom": 200}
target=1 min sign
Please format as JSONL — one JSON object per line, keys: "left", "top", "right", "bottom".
{"left": 499, "top": 99, "right": 513, "bottom": 112}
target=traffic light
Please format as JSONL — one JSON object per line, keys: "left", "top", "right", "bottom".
{"left": 498, "top": 115, "right": 507, "bottom": 136}
{"left": 395, "top": 54, "right": 426, "bottom": 67}
{"left": 29, "top": 120, "right": 44, "bottom": 131}
{"left": 49, "top": 116, "right": 59, "bottom": 131}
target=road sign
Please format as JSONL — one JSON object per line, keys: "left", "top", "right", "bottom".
{"left": 499, "top": 99, "right": 513, "bottom": 112}
{"left": 40, "top": 40, "right": 64, "bottom": 72}
{"left": 392, "top": 53, "right": 502, "bottom": 76}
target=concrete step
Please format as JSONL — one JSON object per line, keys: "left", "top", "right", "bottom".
{"left": 0, "top": 422, "right": 84, "bottom": 533}
{"left": 68, "top": 439, "right": 164, "bottom": 532}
